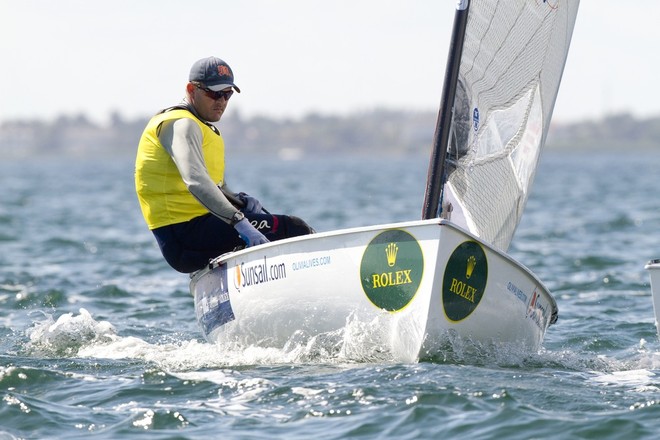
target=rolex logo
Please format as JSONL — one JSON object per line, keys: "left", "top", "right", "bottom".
{"left": 361, "top": 230, "right": 423, "bottom": 312}
{"left": 385, "top": 243, "right": 398, "bottom": 267}
{"left": 466, "top": 256, "right": 476, "bottom": 279}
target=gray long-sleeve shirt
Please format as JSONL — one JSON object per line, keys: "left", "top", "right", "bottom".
{"left": 157, "top": 106, "right": 239, "bottom": 224}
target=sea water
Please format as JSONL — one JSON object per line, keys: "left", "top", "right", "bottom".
{"left": 2, "top": 150, "right": 660, "bottom": 439}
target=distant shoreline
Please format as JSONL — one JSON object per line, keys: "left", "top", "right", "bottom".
{"left": 1, "top": 110, "right": 658, "bottom": 159}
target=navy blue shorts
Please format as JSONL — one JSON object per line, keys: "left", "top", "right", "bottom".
{"left": 152, "top": 213, "right": 314, "bottom": 273}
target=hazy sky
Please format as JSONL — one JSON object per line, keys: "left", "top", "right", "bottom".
{"left": 1, "top": 1, "right": 658, "bottom": 125}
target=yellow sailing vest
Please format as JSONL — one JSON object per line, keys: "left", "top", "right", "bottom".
{"left": 135, "top": 109, "right": 225, "bottom": 229}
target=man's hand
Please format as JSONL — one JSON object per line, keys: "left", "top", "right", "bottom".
{"left": 234, "top": 218, "right": 269, "bottom": 247}
{"left": 238, "top": 192, "right": 263, "bottom": 214}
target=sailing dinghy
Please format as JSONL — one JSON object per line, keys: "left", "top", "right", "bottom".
{"left": 190, "top": 0, "right": 580, "bottom": 361}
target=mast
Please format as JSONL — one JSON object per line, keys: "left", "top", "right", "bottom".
{"left": 422, "top": 0, "right": 470, "bottom": 220}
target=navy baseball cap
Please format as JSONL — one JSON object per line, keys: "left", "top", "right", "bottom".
{"left": 189, "top": 57, "right": 241, "bottom": 92}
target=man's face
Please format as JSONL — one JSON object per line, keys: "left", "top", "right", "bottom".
{"left": 189, "top": 83, "right": 233, "bottom": 122}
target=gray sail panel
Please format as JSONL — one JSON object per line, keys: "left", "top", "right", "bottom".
{"left": 444, "top": 0, "right": 579, "bottom": 251}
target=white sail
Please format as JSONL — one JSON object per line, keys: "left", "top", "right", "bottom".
{"left": 443, "top": 0, "right": 579, "bottom": 251}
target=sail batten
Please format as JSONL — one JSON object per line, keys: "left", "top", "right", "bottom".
{"left": 425, "top": 0, "right": 579, "bottom": 251}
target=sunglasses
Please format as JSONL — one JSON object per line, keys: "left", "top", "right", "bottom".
{"left": 194, "top": 83, "right": 234, "bottom": 101}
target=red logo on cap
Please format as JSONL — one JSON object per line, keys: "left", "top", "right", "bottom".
{"left": 217, "top": 65, "right": 231, "bottom": 77}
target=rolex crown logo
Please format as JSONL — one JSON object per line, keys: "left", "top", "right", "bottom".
{"left": 385, "top": 243, "right": 398, "bottom": 267}
{"left": 466, "top": 255, "right": 476, "bottom": 279}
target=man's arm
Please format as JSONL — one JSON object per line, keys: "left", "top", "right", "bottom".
{"left": 159, "top": 118, "right": 237, "bottom": 223}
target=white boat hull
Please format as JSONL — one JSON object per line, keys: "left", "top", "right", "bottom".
{"left": 190, "top": 219, "right": 557, "bottom": 362}
{"left": 645, "top": 259, "right": 660, "bottom": 336}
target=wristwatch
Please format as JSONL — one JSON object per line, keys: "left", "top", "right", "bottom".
{"left": 230, "top": 210, "right": 245, "bottom": 225}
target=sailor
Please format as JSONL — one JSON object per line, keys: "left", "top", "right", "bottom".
{"left": 135, "top": 56, "right": 314, "bottom": 273}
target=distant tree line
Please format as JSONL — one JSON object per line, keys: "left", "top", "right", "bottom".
{"left": 547, "top": 113, "right": 660, "bottom": 150}
{"left": 0, "top": 110, "right": 658, "bottom": 159}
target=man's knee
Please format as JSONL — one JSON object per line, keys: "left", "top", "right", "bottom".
{"left": 285, "top": 215, "right": 315, "bottom": 237}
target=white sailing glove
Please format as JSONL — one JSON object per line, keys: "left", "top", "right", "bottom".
{"left": 234, "top": 218, "right": 269, "bottom": 247}
{"left": 238, "top": 192, "right": 263, "bottom": 214}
